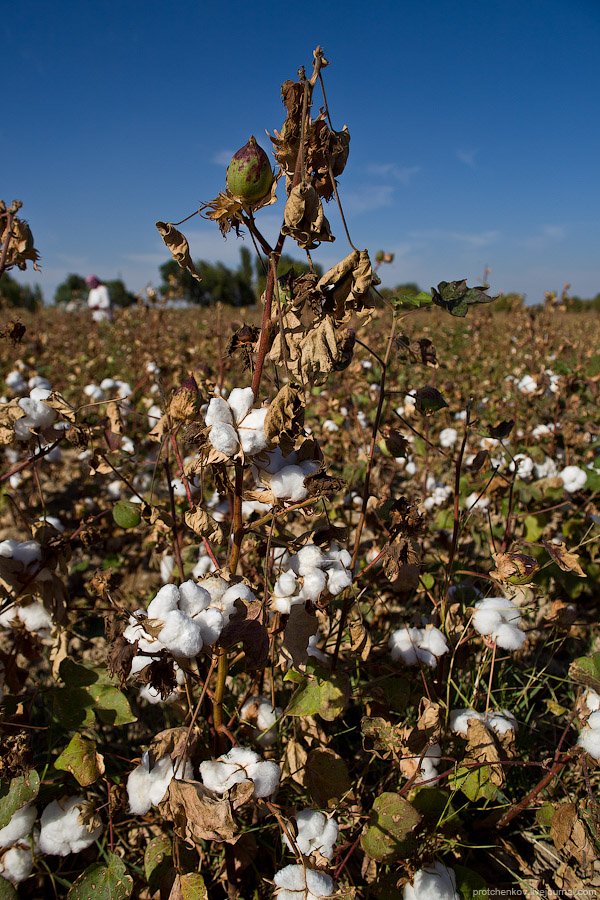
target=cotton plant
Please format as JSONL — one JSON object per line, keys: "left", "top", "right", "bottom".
{"left": 389, "top": 625, "right": 449, "bottom": 669}
{"left": 271, "top": 543, "right": 353, "bottom": 614}
{"left": 0, "top": 599, "right": 53, "bottom": 637}
{"left": 464, "top": 491, "right": 489, "bottom": 512}
{"left": 127, "top": 753, "right": 193, "bottom": 814}
{"left": 199, "top": 747, "right": 280, "bottom": 798}
{"left": 508, "top": 453, "right": 535, "bottom": 480}
{"left": 283, "top": 809, "right": 338, "bottom": 859}
{"left": 558, "top": 465, "right": 587, "bottom": 493}
{"left": 11, "top": 387, "right": 69, "bottom": 443}
{"left": 205, "top": 387, "right": 270, "bottom": 458}
{"left": 472, "top": 596, "right": 526, "bottom": 650}
{"left": 241, "top": 695, "right": 282, "bottom": 747}
{"left": 450, "top": 708, "right": 517, "bottom": 738}
{"left": 38, "top": 796, "right": 102, "bottom": 856}
{"left": 0, "top": 804, "right": 37, "bottom": 884}
{"left": 439, "top": 427, "right": 458, "bottom": 448}
{"left": 577, "top": 690, "right": 600, "bottom": 761}
{"left": 273, "top": 864, "right": 335, "bottom": 899}
{"left": 403, "top": 861, "right": 460, "bottom": 900}
{"left": 253, "top": 447, "right": 321, "bottom": 504}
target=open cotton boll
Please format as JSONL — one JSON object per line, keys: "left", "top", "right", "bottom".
{"left": 157, "top": 610, "right": 204, "bottom": 658}
{"left": 296, "top": 544, "right": 326, "bottom": 574}
{"left": 218, "top": 583, "right": 256, "bottom": 620}
{"left": 472, "top": 597, "right": 525, "bottom": 650}
{"left": 559, "top": 465, "right": 587, "bottom": 493}
{"left": 0, "top": 804, "right": 37, "bottom": 849}
{"left": 241, "top": 695, "right": 282, "bottom": 747}
{"left": 485, "top": 710, "right": 517, "bottom": 736}
{"left": 326, "top": 565, "right": 353, "bottom": 596}
{"left": 439, "top": 427, "right": 458, "bottom": 448}
{"left": 449, "top": 709, "right": 483, "bottom": 736}
{"left": 127, "top": 755, "right": 192, "bottom": 814}
{"left": 227, "top": 387, "right": 255, "bottom": 424}
{"left": 205, "top": 397, "right": 234, "bottom": 427}
{"left": 0, "top": 840, "right": 34, "bottom": 884}
{"left": 178, "top": 580, "right": 211, "bottom": 617}
{"left": 0, "top": 539, "right": 42, "bottom": 567}
{"left": 286, "top": 809, "right": 339, "bottom": 859}
{"left": 271, "top": 465, "right": 311, "bottom": 502}
{"left": 194, "top": 607, "right": 224, "bottom": 645}
{"left": 199, "top": 746, "right": 280, "bottom": 798}
{"left": 38, "top": 796, "right": 102, "bottom": 856}
{"left": 274, "top": 864, "right": 334, "bottom": 899}
{"left": 510, "top": 454, "right": 534, "bottom": 480}
{"left": 417, "top": 627, "right": 450, "bottom": 667}
{"left": 13, "top": 602, "right": 53, "bottom": 636}
{"left": 238, "top": 407, "right": 269, "bottom": 455}
{"left": 517, "top": 375, "right": 537, "bottom": 394}
{"left": 210, "top": 422, "right": 239, "bottom": 456}
{"left": 389, "top": 626, "right": 449, "bottom": 668}
{"left": 300, "top": 568, "right": 328, "bottom": 601}
{"left": 147, "top": 584, "right": 180, "bottom": 619}
{"left": 403, "top": 860, "right": 459, "bottom": 900}
{"left": 584, "top": 689, "right": 600, "bottom": 712}
{"left": 416, "top": 743, "right": 442, "bottom": 783}
{"left": 200, "top": 575, "right": 229, "bottom": 604}
{"left": 578, "top": 710, "right": 600, "bottom": 760}
{"left": 274, "top": 570, "right": 298, "bottom": 598}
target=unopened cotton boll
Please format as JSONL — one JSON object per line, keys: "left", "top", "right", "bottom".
{"left": 403, "top": 860, "right": 460, "bottom": 900}
{"left": 273, "top": 864, "right": 334, "bottom": 899}
{"left": 559, "top": 465, "right": 587, "bottom": 493}
{"left": 38, "top": 796, "right": 102, "bottom": 856}
{"left": 0, "top": 804, "right": 37, "bottom": 849}
{"left": 209, "top": 422, "right": 239, "bottom": 456}
{"left": 199, "top": 746, "right": 280, "bottom": 798}
{"left": 472, "top": 596, "right": 525, "bottom": 650}
{"left": 285, "top": 809, "right": 339, "bottom": 859}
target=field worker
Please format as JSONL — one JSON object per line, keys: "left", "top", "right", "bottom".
{"left": 85, "top": 275, "right": 112, "bottom": 322}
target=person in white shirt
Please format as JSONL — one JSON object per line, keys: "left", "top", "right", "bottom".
{"left": 85, "top": 275, "right": 112, "bottom": 322}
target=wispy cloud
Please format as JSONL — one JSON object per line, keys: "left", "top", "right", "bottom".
{"left": 456, "top": 148, "right": 478, "bottom": 167}
{"left": 522, "top": 224, "right": 566, "bottom": 250}
{"left": 342, "top": 184, "right": 396, "bottom": 215}
{"left": 212, "top": 148, "right": 234, "bottom": 166}
{"left": 409, "top": 229, "right": 500, "bottom": 248}
{"left": 366, "top": 163, "right": 421, "bottom": 185}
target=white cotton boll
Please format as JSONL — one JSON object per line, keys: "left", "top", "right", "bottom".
{"left": 219, "top": 583, "right": 256, "bottom": 620}
{"left": 100, "top": 378, "right": 116, "bottom": 391}
{"left": 107, "top": 479, "right": 122, "bottom": 499}
{"left": 178, "top": 580, "right": 211, "bottom": 617}
{"left": 511, "top": 454, "right": 534, "bottom": 480}
{"left": 157, "top": 610, "right": 203, "bottom": 658}
{"left": 535, "top": 456, "right": 558, "bottom": 479}
{"left": 238, "top": 407, "right": 269, "bottom": 455}
{"left": 210, "top": 422, "right": 239, "bottom": 457}
{"left": 485, "top": 710, "right": 517, "bottom": 736}
{"left": 307, "top": 633, "right": 328, "bottom": 664}
{"left": 417, "top": 743, "right": 442, "bottom": 783}
{"left": 578, "top": 712, "right": 600, "bottom": 760}
{"left": 0, "top": 841, "right": 34, "bottom": 884}
{"left": 227, "top": 387, "right": 255, "bottom": 424}
{"left": 494, "top": 622, "right": 526, "bottom": 650}
{"left": 403, "top": 860, "right": 459, "bottom": 900}
{"left": 322, "top": 419, "right": 339, "bottom": 433}
{"left": 296, "top": 545, "right": 326, "bottom": 575}
{"left": 0, "top": 804, "right": 37, "bottom": 849}
{"left": 450, "top": 709, "right": 483, "bottom": 736}
{"left": 193, "top": 554, "right": 216, "bottom": 578}
{"left": 301, "top": 568, "right": 328, "bottom": 601}
{"left": 559, "top": 465, "right": 587, "bottom": 493}
{"left": 147, "top": 405, "right": 162, "bottom": 428}
{"left": 439, "top": 427, "right": 458, "bottom": 448}
{"left": 326, "top": 565, "right": 353, "bottom": 596}
{"left": 29, "top": 386, "right": 52, "bottom": 402}
{"left": 38, "top": 796, "right": 102, "bottom": 856}
{"left": 200, "top": 747, "right": 259, "bottom": 793}
{"left": 147, "top": 584, "right": 180, "bottom": 620}
{"left": 241, "top": 696, "right": 281, "bottom": 747}
{"left": 205, "top": 397, "right": 234, "bottom": 427}
{"left": 418, "top": 627, "right": 449, "bottom": 667}
{"left": 28, "top": 375, "right": 51, "bottom": 391}
{"left": 290, "top": 809, "right": 339, "bottom": 859}
{"left": 584, "top": 690, "right": 600, "bottom": 712}
{"left": 245, "top": 758, "right": 280, "bottom": 797}
{"left": 15, "top": 602, "right": 53, "bottom": 636}
{"left": 138, "top": 683, "right": 177, "bottom": 704}
{"left": 195, "top": 607, "right": 224, "bottom": 645}
{"left": 274, "top": 570, "right": 297, "bottom": 598}
{"left": 389, "top": 627, "right": 420, "bottom": 666}
{"left": 6, "top": 371, "right": 26, "bottom": 393}
{"left": 518, "top": 375, "right": 537, "bottom": 394}
{"left": 169, "top": 478, "right": 187, "bottom": 498}
{"left": 532, "top": 423, "right": 553, "bottom": 438}
{"left": 10, "top": 540, "right": 42, "bottom": 567}
{"left": 465, "top": 492, "right": 489, "bottom": 511}
{"left": 127, "top": 756, "right": 180, "bottom": 814}
{"left": 271, "top": 465, "right": 310, "bottom": 502}
{"left": 405, "top": 460, "right": 417, "bottom": 476}
{"left": 201, "top": 575, "right": 229, "bottom": 604}
{"left": 473, "top": 597, "right": 525, "bottom": 650}
{"left": 274, "top": 865, "right": 334, "bottom": 899}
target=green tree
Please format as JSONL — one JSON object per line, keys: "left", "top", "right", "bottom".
{"left": 105, "top": 279, "right": 137, "bottom": 308}
{"left": 0, "top": 272, "right": 42, "bottom": 310}
{"left": 253, "top": 253, "right": 323, "bottom": 300}
{"left": 54, "top": 273, "right": 87, "bottom": 305}
{"left": 158, "top": 256, "right": 255, "bottom": 306}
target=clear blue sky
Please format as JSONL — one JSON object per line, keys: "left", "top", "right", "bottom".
{"left": 4, "top": 0, "right": 600, "bottom": 304}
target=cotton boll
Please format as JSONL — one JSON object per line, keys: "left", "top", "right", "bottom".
{"left": 15, "top": 602, "right": 53, "bottom": 636}
{"left": 449, "top": 709, "right": 483, "bottom": 736}
{"left": 511, "top": 454, "right": 534, "bottom": 480}
{"left": 417, "top": 743, "right": 442, "bottom": 783}
{"left": 494, "top": 622, "right": 526, "bottom": 650}
{"left": 38, "top": 796, "right": 102, "bottom": 856}
{"left": 300, "top": 568, "right": 328, "bottom": 601}
{"left": 289, "top": 809, "right": 339, "bottom": 859}
{"left": 307, "top": 633, "right": 328, "bottom": 664}
{"left": 578, "top": 711, "right": 600, "bottom": 760}
{"left": 195, "top": 607, "right": 224, "bottom": 645}
{"left": 274, "top": 864, "right": 335, "bottom": 899}
{"left": 227, "top": 387, "right": 255, "bottom": 424}
{"left": 485, "top": 710, "right": 517, "bottom": 736}
{"left": 245, "top": 758, "right": 280, "bottom": 797}
{"left": 209, "top": 422, "right": 239, "bottom": 457}
{"left": 322, "top": 419, "right": 339, "bottom": 433}
{"left": 241, "top": 696, "right": 281, "bottom": 747}
{"left": 238, "top": 407, "right": 269, "bottom": 455}
{"left": 417, "top": 627, "right": 449, "bottom": 667}
{"left": 200, "top": 575, "right": 229, "bottom": 604}
{"left": 178, "top": 580, "right": 211, "bottom": 617}
{"left": 473, "top": 597, "right": 525, "bottom": 650}
{"left": 439, "top": 427, "right": 458, "bottom": 448}
{"left": 271, "top": 465, "right": 310, "bottom": 502}
{"left": 517, "top": 375, "right": 537, "bottom": 394}
{"left": 296, "top": 544, "right": 326, "bottom": 575}
{"left": 465, "top": 492, "right": 489, "bottom": 511}
{"left": 0, "top": 840, "right": 34, "bottom": 884}
{"left": 147, "top": 584, "right": 180, "bottom": 619}
{"left": 205, "top": 397, "right": 234, "bottom": 427}
{"left": 389, "top": 627, "right": 420, "bottom": 666}
{"left": 326, "top": 565, "right": 353, "bottom": 596}
{"left": 219, "top": 583, "right": 256, "bottom": 620}
{"left": 559, "top": 465, "right": 587, "bottom": 493}
{"left": 403, "top": 860, "right": 459, "bottom": 900}
{"left": 100, "top": 377, "right": 116, "bottom": 391}
{"left": 274, "top": 570, "right": 298, "bottom": 598}
{"left": 584, "top": 690, "right": 600, "bottom": 712}
{"left": 157, "top": 610, "right": 203, "bottom": 658}
{"left": 127, "top": 756, "right": 184, "bottom": 814}
{"left": 200, "top": 747, "right": 280, "bottom": 798}
{"left": 0, "top": 804, "right": 37, "bottom": 849}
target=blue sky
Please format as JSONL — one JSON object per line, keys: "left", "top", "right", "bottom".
{"left": 4, "top": 0, "right": 600, "bottom": 303}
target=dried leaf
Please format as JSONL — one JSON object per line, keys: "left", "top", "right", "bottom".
{"left": 156, "top": 222, "right": 202, "bottom": 283}
{"left": 543, "top": 540, "right": 586, "bottom": 577}
{"left": 160, "top": 779, "right": 238, "bottom": 844}
{"left": 281, "top": 181, "right": 334, "bottom": 249}
{"left": 264, "top": 383, "right": 305, "bottom": 454}
{"left": 184, "top": 506, "right": 224, "bottom": 544}
{"left": 283, "top": 604, "right": 319, "bottom": 668}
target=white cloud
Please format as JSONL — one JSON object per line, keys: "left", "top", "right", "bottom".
{"left": 212, "top": 148, "right": 235, "bottom": 166}
{"left": 408, "top": 229, "right": 500, "bottom": 248}
{"left": 522, "top": 224, "right": 566, "bottom": 250}
{"left": 341, "top": 184, "right": 396, "bottom": 215}
{"left": 366, "top": 163, "right": 421, "bottom": 185}
{"left": 456, "top": 148, "right": 478, "bottom": 167}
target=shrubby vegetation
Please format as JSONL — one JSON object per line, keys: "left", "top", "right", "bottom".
{"left": 0, "top": 48, "right": 599, "bottom": 899}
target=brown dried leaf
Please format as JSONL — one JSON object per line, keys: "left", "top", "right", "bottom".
{"left": 283, "top": 604, "right": 319, "bottom": 668}
{"left": 219, "top": 599, "right": 269, "bottom": 670}
{"left": 382, "top": 536, "right": 421, "bottom": 590}
{"left": 463, "top": 719, "right": 504, "bottom": 787}
{"left": 167, "top": 377, "right": 199, "bottom": 423}
{"left": 160, "top": 779, "right": 237, "bottom": 844}
{"left": 156, "top": 222, "right": 202, "bottom": 282}
{"left": 303, "top": 468, "right": 346, "bottom": 500}
{"left": 184, "top": 506, "right": 224, "bottom": 544}
{"left": 264, "top": 383, "right": 305, "bottom": 455}
{"left": 282, "top": 738, "right": 307, "bottom": 787}
{"left": 281, "top": 181, "right": 334, "bottom": 249}
{"left": 543, "top": 540, "right": 586, "bottom": 577}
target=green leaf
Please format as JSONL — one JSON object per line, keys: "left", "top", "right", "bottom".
{"left": 112, "top": 500, "right": 142, "bottom": 530}
{"left": 414, "top": 386, "right": 448, "bottom": 415}
{"left": 524, "top": 514, "right": 546, "bottom": 543}
{"left": 431, "top": 279, "right": 496, "bottom": 317}
{"left": 144, "top": 835, "right": 174, "bottom": 896}
{"left": 454, "top": 865, "right": 488, "bottom": 898}
{"left": 391, "top": 291, "right": 433, "bottom": 311}
{"left": 360, "top": 793, "right": 422, "bottom": 861}
{"left": 449, "top": 765, "right": 497, "bottom": 801}
{"left": 175, "top": 874, "right": 209, "bottom": 899}
{"left": 536, "top": 801, "right": 555, "bottom": 829}
{"left": 306, "top": 749, "right": 352, "bottom": 808}
{"left": 53, "top": 660, "right": 136, "bottom": 729}
{"left": 0, "top": 877, "right": 17, "bottom": 899}
{"left": 411, "top": 788, "right": 458, "bottom": 827}
{"left": 0, "top": 770, "right": 40, "bottom": 829}
{"left": 67, "top": 853, "right": 133, "bottom": 899}
{"left": 569, "top": 652, "right": 600, "bottom": 692}
{"left": 55, "top": 733, "right": 105, "bottom": 787}
{"left": 285, "top": 665, "right": 349, "bottom": 721}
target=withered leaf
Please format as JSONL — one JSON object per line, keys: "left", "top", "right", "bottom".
{"left": 264, "top": 383, "right": 305, "bottom": 455}
{"left": 414, "top": 386, "right": 448, "bottom": 415}
{"left": 219, "top": 599, "right": 269, "bottom": 670}
{"left": 491, "top": 551, "right": 540, "bottom": 584}
{"left": 156, "top": 222, "right": 202, "bottom": 283}
{"left": 382, "top": 536, "right": 421, "bottom": 590}
{"left": 184, "top": 506, "right": 224, "bottom": 544}
{"left": 470, "top": 449, "right": 489, "bottom": 472}
{"left": 283, "top": 603, "right": 319, "bottom": 668}
{"left": 160, "top": 779, "right": 237, "bottom": 844}
{"left": 281, "top": 181, "right": 334, "bottom": 249}
{"left": 303, "top": 468, "right": 346, "bottom": 499}
{"left": 543, "top": 540, "right": 586, "bottom": 577}
{"left": 489, "top": 420, "right": 515, "bottom": 440}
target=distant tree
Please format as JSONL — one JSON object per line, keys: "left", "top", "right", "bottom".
{"left": 0, "top": 273, "right": 42, "bottom": 311}
{"left": 253, "top": 253, "right": 323, "bottom": 300}
{"left": 105, "top": 279, "right": 137, "bottom": 308}
{"left": 54, "top": 274, "right": 87, "bottom": 305}
{"left": 378, "top": 282, "right": 422, "bottom": 302}
{"left": 158, "top": 256, "right": 256, "bottom": 306}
